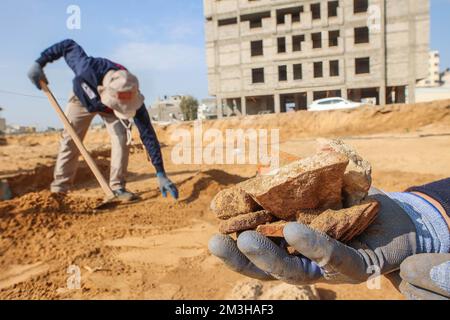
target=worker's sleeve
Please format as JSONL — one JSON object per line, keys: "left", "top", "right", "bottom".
{"left": 35, "top": 39, "right": 88, "bottom": 73}
{"left": 72, "top": 76, "right": 109, "bottom": 113}
{"left": 388, "top": 192, "right": 450, "bottom": 254}
{"left": 407, "top": 178, "right": 450, "bottom": 220}
{"left": 133, "top": 105, "right": 165, "bottom": 174}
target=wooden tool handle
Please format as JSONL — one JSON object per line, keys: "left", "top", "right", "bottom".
{"left": 40, "top": 81, "right": 115, "bottom": 200}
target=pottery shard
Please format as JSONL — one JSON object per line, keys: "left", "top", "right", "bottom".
{"left": 256, "top": 221, "right": 288, "bottom": 238}
{"left": 211, "top": 187, "right": 261, "bottom": 220}
{"left": 317, "top": 139, "right": 372, "bottom": 207}
{"left": 309, "top": 199, "right": 379, "bottom": 242}
{"left": 295, "top": 209, "right": 325, "bottom": 225}
{"left": 257, "top": 199, "right": 379, "bottom": 243}
{"left": 256, "top": 212, "right": 323, "bottom": 239}
{"left": 239, "top": 152, "right": 349, "bottom": 219}
{"left": 219, "top": 210, "right": 275, "bottom": 234}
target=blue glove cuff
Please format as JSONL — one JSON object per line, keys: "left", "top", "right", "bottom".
{"left": 388, "top": 192, "right": 450, "bottom": 254}
{"left": 156, "top": 172, "right": 166, "bottom": 178}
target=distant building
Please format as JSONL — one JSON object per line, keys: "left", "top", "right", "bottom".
{"left": 204, "top": 0, "right": 430, "bottom": 116}
{"left": 90, "top": 123, "right": 106, "bottom": 130}
{"left": 416, "top": 67, "right": 450, "bottom": 103}
{"left": 5, "top": 125, "right": 37, "bottom": 135}
{"left": 417, "top": 51, "right": 441, "bottom": 88}
{"left": 198, "top": 98, "right": 219, "bottom": 120}
{"left": 148, "top": 95, "right": 185, "bottom": 123}
{"left": 440, "top": 68, "right": 450, "bottom": 88}
{"left": 0, "top": 107, "right": 5, "bottom": 133}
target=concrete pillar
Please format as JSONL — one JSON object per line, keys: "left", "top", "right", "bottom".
{"left": 307, "top": 91, "right": 314, "bottom": 107}
{"left": 216, "top": 96, "right": 223, "bottom": 119}
{"left": 241, "top": 96, "right": 247, "bottom": 116}
{"left": 274, "top": 93, "right": 281, "bottom": 113}
{"left": 407, "top": 0, "right": 417, "bottom": 104}
{"left": 342, "top": 87, "right": 348, "bottom": 99}
{"left": 408, "top": 83, "right": 416, "bottom": 103}
{"left": 379, "top": 86, "right": 386, "bottom": 106}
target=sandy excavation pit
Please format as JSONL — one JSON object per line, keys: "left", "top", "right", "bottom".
{"left": 0, "top": 100, "right": 449, "bottom": 300}
{"left": 211, "top": 139, "right": 379, "bottom": 244}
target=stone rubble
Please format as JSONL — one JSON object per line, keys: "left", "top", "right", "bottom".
{"left": 212, "top": 140, "right": 378, "bottom": 246}
{"left": 256, "top": 199, "right": 379, "bottom": 242}
{"left": 238, "top": 152, "right": 349, "bottom": 219}
{"left": 317, "top": 139, "right": 372, "bottom": 207}
{"left": 210, "top": 187, "right": 261, "bottom": 220}
{"left": 219, "top": 210, "right": 274, "bottom": 235}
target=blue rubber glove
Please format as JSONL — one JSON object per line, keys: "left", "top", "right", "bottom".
{"left": 157, "top": 172, "right": 178, "bottom": 200}
{"left": 400, "top": 253, "right": 450, "bottom": 300}
{"left": 209, "top": 188, "right": 450, "bottom": 285}
{"left": 27, "top": 62, "right": 48, "bottom": 90}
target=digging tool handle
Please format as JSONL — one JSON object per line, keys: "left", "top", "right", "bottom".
{"left": 40, "top": 81, "right": 115, "bottom": 200}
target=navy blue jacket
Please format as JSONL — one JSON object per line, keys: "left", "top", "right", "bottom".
{"left": 408, "top": 178, "right": 450, "bottom": 219}
{"left": 36, "top": 39, "right": 165, "bottom": 173}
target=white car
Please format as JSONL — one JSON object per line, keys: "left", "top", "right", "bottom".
{"left": 308, "top": 97, "right": 362, "bottom": 111}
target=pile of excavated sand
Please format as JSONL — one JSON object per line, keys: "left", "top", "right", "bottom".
{"left": 211, "top": 139, "right": 379, "bottom": 246}
{"left": 159, "top": 100, "right": 450, "bottom": 143}
{"left": 0, "top": 190, "right": 100, "bottom": 215}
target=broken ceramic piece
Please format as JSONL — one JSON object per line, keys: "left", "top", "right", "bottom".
{"left": 219, "top": 210, "right": 274, "bottom": 234}
{"left": 239, "top": 152, "right": 349, "bottom": 219}
{"left": 211, "top": 187, "right": 261, "bottom": 220}
{"left": 256, "top": 199, "right": 379, "bottom": 243}
{"left": 317, "top": 139, "right": 372, "bottom": 206}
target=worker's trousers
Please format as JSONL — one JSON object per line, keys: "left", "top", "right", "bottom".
{"left": 50, "top": 93, "right": 129, "bottom": 193}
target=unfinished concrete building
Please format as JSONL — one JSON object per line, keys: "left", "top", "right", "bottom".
{"left": 203, "top": 0, "right": 430, "bottom": 116}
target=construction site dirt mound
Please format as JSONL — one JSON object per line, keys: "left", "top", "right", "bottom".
{"left": 5, "top": 159, "right": 110, "bottom": 198}
{"left": 159, "top": 100, "right": 450, "bottom": 142}
{"left": 178, "top": 170, "right": 248, "bottom": 204}
{"left": 0, "top": 190, "right": 101, "bottom": 216}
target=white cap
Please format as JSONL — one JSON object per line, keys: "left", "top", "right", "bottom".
{"left": 98, "top": 70, "right": 145, "bottom": 120}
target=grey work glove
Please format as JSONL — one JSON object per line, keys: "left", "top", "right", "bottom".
{"left": 27, "top": 62, "right": 48, "bottom": 90}
{"left": 399, "top": 253, "right": 450, "bottom": 300}
{"left": 157, "top": 172, "right": 179, "bottom": 200}
{"left": 209, "top": 188, "right": 418, "bottom": 285}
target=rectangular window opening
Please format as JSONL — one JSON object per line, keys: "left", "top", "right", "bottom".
{"left": 329, "top": 30, "right": 340, "bottom": 47}
{"left": 277, "top": 6, "right": 304, "bottom": 24}
{"left": 311, "top": 3, "right": 321, "bottom": 20}
{"left": 328, "top": 1, "right": 339, "bottom": 17}
{"left": 218, "top": 17, "right": 237, "bottom": 26}
{"left": 251, "top": 40, "right": 264, "bottom": 57}
{"left": 292, "top": 35, "right": 305, "bottom": 52}
{"left": 354, "top": 0, "right": 368, "bottom": 14}
{"left": 314, "top": 62, "right": 323, "bottom": 78}
{"left": 278, "top": 37, "right": 286, "bottom": 53}
{"left": 293, "top": 64, "right": 303, "bottom": 80}
{"left": 279, "top": 65, "right": 287, "bottom": 82}
{"left": 330, "top": 60, "right": 339, "bottom": 77}
{"left": 355, "top": 57, "right": 370, "bottom": 74}
{"left": 312, "top": 32, "right": 322, "bottom": 49}
{"left": 252, "top": 68, "right": 265, "bottom": 83}
{"left": 354, "top": 27, "right": 369, "bottom": 44}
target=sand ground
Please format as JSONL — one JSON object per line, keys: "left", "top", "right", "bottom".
{"left": 0, "top": 100, "right": 449, "bottom": 300}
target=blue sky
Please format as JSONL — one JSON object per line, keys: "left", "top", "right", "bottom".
{"left": 0, "top": 0, "right": 449, "bottom": 128}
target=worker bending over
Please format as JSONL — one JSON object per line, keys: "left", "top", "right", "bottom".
{"left": 28, "top": 39, "right": 178, "bottom": 201}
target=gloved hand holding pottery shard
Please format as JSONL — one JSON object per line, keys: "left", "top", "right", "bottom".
{"left": 208, "top": 139, "right": 450, "bottom": 291}
{"left": 211, "top": 140, "right": 375, "bottom": 243}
